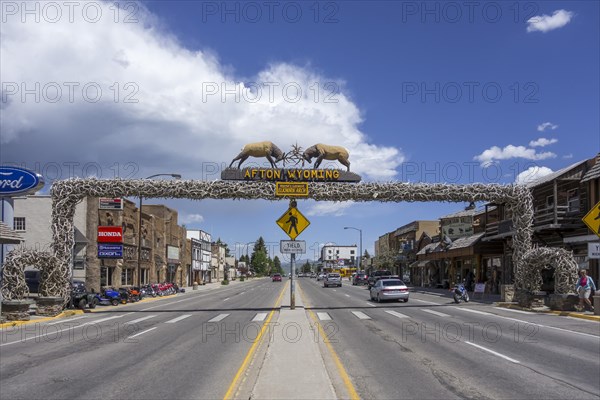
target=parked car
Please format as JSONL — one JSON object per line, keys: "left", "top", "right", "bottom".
{"left": 367, "top": 270, "right": 393, "bottom": 289}
{"left": 272, "top": 274, "right": 282, "bottom": 282}
{"left": 317, "top": 273, "right": 326, "bottom": 281}
{"left": 370, "top": 278, "right": 409, "bottom": 303}
{"left": 324, "top": 273, "right": 342, "bottom": 288}
{"left": 25, "top": 270, "right": 41, "bottom": 293}
{"left": 352, "top": 271, "right": 369, "bottom": 286}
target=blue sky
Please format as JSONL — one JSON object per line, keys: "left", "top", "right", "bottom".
{"left": 1, "top": 1, "right": 598, "bottom": 262}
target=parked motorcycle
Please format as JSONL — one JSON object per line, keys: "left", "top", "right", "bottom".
{"left": 452, "top": 282, "right": 469, "bottom": 303}
{"left": 140, "top": 284, "right": 156, "bottom": 298}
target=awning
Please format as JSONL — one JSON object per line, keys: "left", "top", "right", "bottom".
{"left": 0, "top": 221, "right": 24, "bottom": 244}
{"left": 410, "top": 261, "right": 430, "bottom": 268}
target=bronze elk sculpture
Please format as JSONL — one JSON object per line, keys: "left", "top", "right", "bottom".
{"left": 302, "top": 144, "right": 350, "bottom": 171}
{"left": 229, "top": 141, "right": 286, "bottom": 169}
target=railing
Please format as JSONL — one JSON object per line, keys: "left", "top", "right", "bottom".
{"left": 534, "top": 205, "right": 582, "bottom": 226}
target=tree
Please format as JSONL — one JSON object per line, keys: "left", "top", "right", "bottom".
{"left": 302, "top": 260, "right": 312, "bottom": 273}
{"left": 250, "top": 237, "right": 268, "bottom": 276}
{"left": 363, "top": 249, "right": 370, "bottom": 259}
{"left": 216, "top": 238, "right": 231, "bottom": 257}
{"left": 273, "top": 256, "right": 283, "bottom": 274}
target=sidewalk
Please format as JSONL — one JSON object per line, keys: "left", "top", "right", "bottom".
{"left": 410, "top": 286, "right": 501, "bottom": 304}
{"left": 251, "top": 282, "right": 336, "bottom": 399}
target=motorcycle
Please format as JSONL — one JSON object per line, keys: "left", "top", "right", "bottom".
{"left": 452, "top": 282, "right": 469, "bottom": 303}
{"left": 92, "top": 288, "right": 121, "bottom": 307}
{"left": 140, "top": 284, "right": 156, "bottom": 298}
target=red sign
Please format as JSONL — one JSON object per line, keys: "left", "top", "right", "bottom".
{"left": 97, "top": 226, "right": 123, "bottom": 243}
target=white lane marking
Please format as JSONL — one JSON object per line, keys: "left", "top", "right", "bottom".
{"left": 252, "top": 313, "right": 268, "bottom": 322}
{"left": 421, "top": 309, "right": 451, "bottom": 318}
{"left": 385, "top": 310, "right": 410, "bottom": 319}
{"left": 351, "top": 311, "right": 371, "bottom": 320}
{"left": 47, "top": 316, "right": 87, "bottom": 325}
{"left": 317, "top": 312, "right": 332, "bottom": 321}
{"left": 223, "top": 298, "right": 230, "bottom": 302}
{"left": 465, "top": 341, "right": 520, "bottom": 364}
{"left": 496, "top": 308, "right": 533, "bottom": 315}
{"left": 208, "top": 313, "right": 230, "bottom": 322}
{"left": 450, "top": 307, "right": 493, "bottom": 316}
{"left": 125, "top": 315, "right": 157, "bottom": 325}
{"left": 128, "top": 327, "right": 157, "bottom": 339}
{"left": 345, "top": 294, "right": 350, "bottom": 297}
{"left": 165, "top": 314, "right": 192, "bottom": 324}
{"left": 240, "top": 292, "right": 245, "bottom": 295}
{"left": 366, "top": 302, "right": 376, "bottom": 307}
{"left": 0, "top": 314, "right": 129, "bottom": 347}
{"left": 412, "top": 299, "right": 439, "bottom": 305}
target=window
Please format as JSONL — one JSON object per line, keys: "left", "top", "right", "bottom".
{"left": 101, "top": 266, "right": 114, "bottom": 287}
{"left": 546, "top": 195, "right": 554, "bottom": 207}
{"left": 350, "top": 250, "right": 355, "bottom": 255}
{"left": 122, "top": 268, "right": 134, "bottom": 285}
{"left": 567, "top": 189, "right": 579, "bottom": 212}
{"left": 14, "top": 217, "right": 26, "bottom": 231}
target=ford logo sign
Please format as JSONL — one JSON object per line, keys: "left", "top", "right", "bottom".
{"left": 0, "top": 167, "right": 45, "bottom": 196}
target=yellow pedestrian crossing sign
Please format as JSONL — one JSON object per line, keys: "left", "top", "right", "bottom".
{"left": 276, "top": 206, "right": 310, "bottom": 240}
{"left": 582, "top": 201, "right": 600, "bottom": 238}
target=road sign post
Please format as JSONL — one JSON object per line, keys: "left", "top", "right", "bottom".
{"left": 276, "top": 201, "right": 310, "bottom": 310}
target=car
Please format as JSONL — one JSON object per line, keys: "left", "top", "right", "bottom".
{"left": 352, "top": 271, "right": 369, "bottom": 285}
{"left": 272, "top": 274, "right": 282, "bottom": 282}
{"left": 316, "top": 273, "right": 326, "bottom": 281}
{"left": 369, "top": 278, "right": 409, "bottom": 303}
{"left": 25, "top": 270, "right": 41, "bottom": 293}
{"left": 324, "top": 273, "right": 342, "bottom": 288}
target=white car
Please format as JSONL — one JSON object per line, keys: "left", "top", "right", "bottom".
{"left": 317, "top": 273, "right": 326, "bottom": 281}
{"left": 370, "top": 279, "right": 409, "bottom": 302}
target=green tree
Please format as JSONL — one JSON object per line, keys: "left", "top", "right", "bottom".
{"left": 302, "top": 260, "right": 312, "bottom": 273}
{"left": 250, "top": 237, "right": 269, "bottom": 276}
{"left": 363, "top": 249, "right": 370, "bottom": 259}
{"left": 273, "top": 256, "right": 283, "bottom": 274}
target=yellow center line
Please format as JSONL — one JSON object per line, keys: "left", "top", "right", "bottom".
{"left": 223, "top": 280, "right": 288, "bottom": 400}
{"left": 297, "top": 281, "right": 360, "bottom": 400}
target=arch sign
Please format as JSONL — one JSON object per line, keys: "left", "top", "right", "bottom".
{"left": 0, "top": 143, "right": 580, "bottom": 308}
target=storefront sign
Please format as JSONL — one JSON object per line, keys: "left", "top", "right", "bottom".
{"left": 588, "top": 242, "right": 600, "bottom": 259}
{"left": 275, "top": 182, "right": 309, "bottom": 197}
{"left": 97, "top": 226, "right": 123, "bottom": 243}
{"left": 99, "top": 198, "right": 123, "bottom": 210}
{"left": 98, "top": 244, "right": 123, "bottom": 258}
{"left": 0, "top": 166, "right": 44, "bottom": 196}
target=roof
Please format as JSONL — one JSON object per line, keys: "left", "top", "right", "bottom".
{"left": 581, "top": 153, "right": 600, "bottom": 183}
{"left": 416, "top": 233, "right": 485, "bottom": 256}
{"left": 0, "top": 221, "right": 24, "bottom": 244}
{"left": 440, "top": 208, "right": 478, "bottom": 219}
{"left": 525, "top": 160, "right": 587, "bottom": 188}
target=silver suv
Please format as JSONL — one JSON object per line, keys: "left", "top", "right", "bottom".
{"left": 324, "top": 273, "right": 342, "bottom": 288}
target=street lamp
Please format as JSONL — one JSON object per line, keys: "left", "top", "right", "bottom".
{"left": 137, "top": 173, "right": 181, "bottom": 288}
{"left": 344, "top": 227, "right": 362, "bottom": 272}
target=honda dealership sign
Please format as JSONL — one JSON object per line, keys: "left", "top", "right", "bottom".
{"left": 97, "top": 226, "right": 123, "bottom": 243}
{"left": 0, "top": 166, "right": 44, "bottom": 196}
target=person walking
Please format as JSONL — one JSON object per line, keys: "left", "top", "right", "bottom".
{"left": 576, "top": 269, "right": 596, "bottom": 312}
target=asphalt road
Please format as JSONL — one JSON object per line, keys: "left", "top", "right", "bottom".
{"left": 298, "top": 277, "right": 600, "bottom": 400}
{"left": 0, "top": 278, "right": 285, "bottom": 400}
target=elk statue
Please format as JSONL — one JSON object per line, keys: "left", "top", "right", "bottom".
{"left": 229, "top": 141, "right": 286, "bottom": 169}
{"left": 302, "top": 143, "right": 350, "bottom": 171}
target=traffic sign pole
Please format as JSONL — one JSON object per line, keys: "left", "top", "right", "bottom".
{"left": 291, "top": 252, "right": 295, "bottom": 310}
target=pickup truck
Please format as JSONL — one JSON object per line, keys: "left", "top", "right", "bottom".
{"left": 367, "top": 270, "right": 393, "bottom": 289}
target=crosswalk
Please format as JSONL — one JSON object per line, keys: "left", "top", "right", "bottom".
{"left": 314, "top": 306, "right": 489, "bottom": 322}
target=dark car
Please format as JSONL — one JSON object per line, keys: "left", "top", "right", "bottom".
{"left": 272, "top": 274, "right": 282, "bottom": 282}
{"left": 367, "top": 270, "right": 393, "bottom": 289}
{"left": 25, "top": 270, "right": 41, "bottom": 293}
{"left": 352, "top": 271, "right": 369, "bottom": 286}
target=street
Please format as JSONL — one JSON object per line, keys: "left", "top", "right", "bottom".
{"left": 1, "top": 278, "right": 599, "bottom": 399}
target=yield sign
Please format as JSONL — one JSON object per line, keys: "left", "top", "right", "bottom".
{"left": 276, "top": 206, "right": 310, "bottom": 240}
{"left": 582, "top": 201, "right": 600, "bottom": 238}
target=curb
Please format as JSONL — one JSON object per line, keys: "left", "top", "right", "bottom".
{"left": 495, "top": 303, "right": 600, "bottom": 322}
{"left": 0, "top": 309, "right": 84, "bottom": 329}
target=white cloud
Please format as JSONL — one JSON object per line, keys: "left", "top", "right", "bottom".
{"left": 473, "top": 145, "right": 556, "bottom": 166}
{"left": 563, "top": 153, "right": 574, "bottom": 159}
{"left": 529, "top": 138, "right": 558, "bottom": 147}
{"left": 180, "top": 213, "right": 204, "bottom": 225}
{"left": 527, "top": 10, "right": 574, "bottom": 33}
{"left": 306, "top": 201, "right": 354, "bottom": 217}
{"left": 0, "top": 2, "right": 404, "bottom": 181}
{"left": 515, "top": 166, "right": 554, "bottom": 184}
{"left": 537, "top": 122, "right": 558, "bottom": 132}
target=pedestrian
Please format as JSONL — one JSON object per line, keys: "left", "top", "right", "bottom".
{"left": 576, "top": 269, "right": 596, "bottom": 312}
